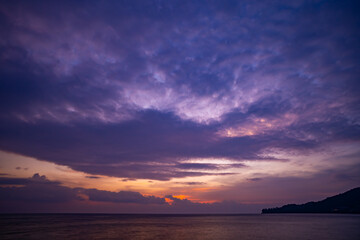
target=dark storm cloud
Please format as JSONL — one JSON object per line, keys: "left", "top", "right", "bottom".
{"left": 0, "top": 173, "right": 59, "bottom": 185}
{"left": 0, "top": 0, "right": 359, "bottom": 180}
{"left": 0, "top": 174, "right": 166, "bottom": 204}
{"left": 0, "top": 110, "right": 314, "bottom": 180}
{"left": 0, "top": 174, "right": 75, "bottom": 203}
{"left": 0, "top": 176, "right": 31, "bottom": 185}
{"left": 79, "top": 188, "right": 165, "bottom": 204}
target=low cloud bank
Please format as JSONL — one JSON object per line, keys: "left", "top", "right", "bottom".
{"left": 0, "top": 174, "right": 264, "bottom": 213}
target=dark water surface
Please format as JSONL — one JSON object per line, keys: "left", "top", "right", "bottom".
{"left": 1, "top": 214, "right": 359, "bottom": 239}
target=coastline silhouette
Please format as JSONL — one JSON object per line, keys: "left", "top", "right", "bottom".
{"left": 262, "top": 187, "right": 360, "bottom": 214}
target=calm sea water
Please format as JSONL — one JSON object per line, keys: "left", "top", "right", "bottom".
{"left": 0, "top": 214, "right": 359, "bottom": 240}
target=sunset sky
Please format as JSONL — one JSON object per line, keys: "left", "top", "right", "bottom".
{"left": 0, "top": 0, "right": 359, "bottom": 213}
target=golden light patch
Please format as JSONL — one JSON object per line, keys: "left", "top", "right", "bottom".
{"left": 165, "top": 198, "right": 174, "bottom": 205}
{"left": 173, "top": 195, "right": 189, "bottom": 200}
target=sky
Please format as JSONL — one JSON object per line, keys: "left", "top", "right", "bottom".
{"left": 0, "top": 0, "right": 359, "bottom": 213}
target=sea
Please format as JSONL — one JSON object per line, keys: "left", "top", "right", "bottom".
{"left": 0, "top": 214, "right": 359, "bottom": 239}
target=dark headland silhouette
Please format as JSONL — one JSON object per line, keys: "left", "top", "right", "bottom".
{"left": 262, "top": 187, "right": 360, "bottom": 214}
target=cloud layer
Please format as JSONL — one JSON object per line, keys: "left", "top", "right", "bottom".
{"left": 0, "top": 0, "right": 359, "bottom": 203}
{"left": 0, "top": 174, "right": 263, "bottom": 213}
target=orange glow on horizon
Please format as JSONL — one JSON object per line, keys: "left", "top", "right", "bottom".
{"left": 172, "top": 195, "right": 189, "bottom": 200}
{"left": 165, "top": 198, "right": 174, "bottom": 205}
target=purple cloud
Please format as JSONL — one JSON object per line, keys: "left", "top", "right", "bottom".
{"left": 0, "top": 174, "right": 74, "bottom": 203}
{"left": 79, "top": 189, "right": 165, "bottom": 205}
{"left": 0, "top": 0, "right": 359, "bottom": 184}
{"left": 0, "top": 174, "right": 165, "bottom": 205}
{"left": 0, "top": 174, "right": 265, "bottom": 213}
